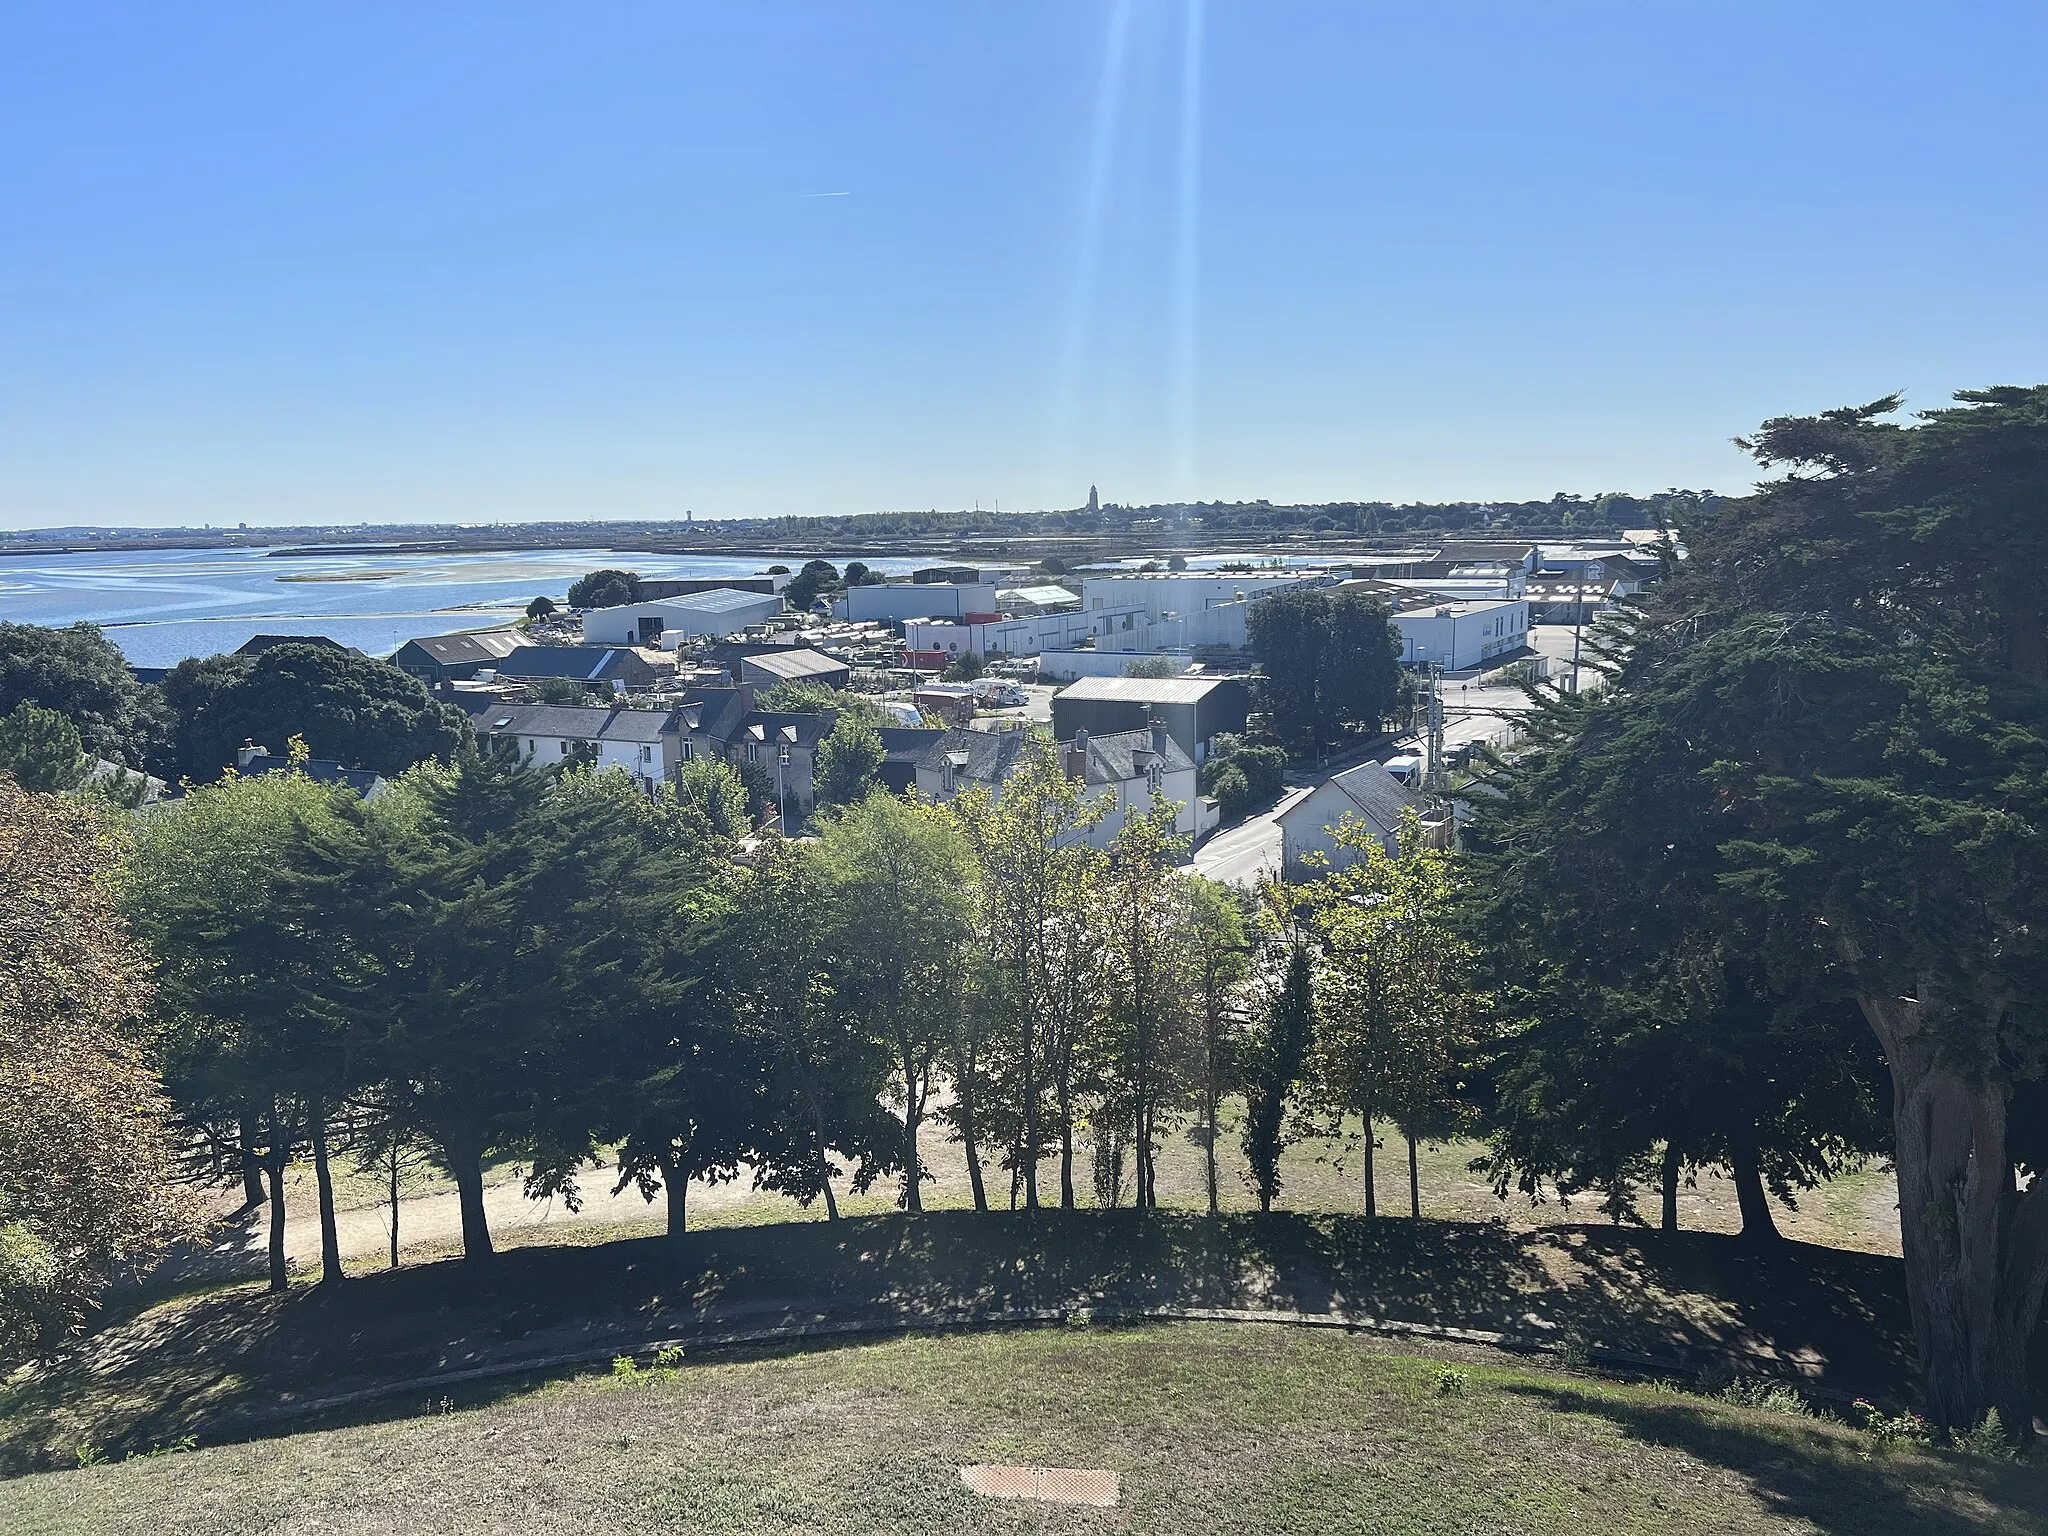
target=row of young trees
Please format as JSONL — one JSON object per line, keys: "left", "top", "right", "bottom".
{"left": 107, "top": 733, "right": 1472, "bottom": 1302}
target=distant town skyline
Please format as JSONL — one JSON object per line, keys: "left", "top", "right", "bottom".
{"left": 3, "top": 4, "right": 2044, "bottom": 530}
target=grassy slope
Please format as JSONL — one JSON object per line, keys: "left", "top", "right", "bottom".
{"left": 0, "top": 1212, "right": 1929, "bottom": 1477}
{"left": 5, "top": 1324, "right": 2041, "bottom": 1536}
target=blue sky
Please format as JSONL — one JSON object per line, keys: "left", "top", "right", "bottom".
{"left": 2, "top": 3, "right": 2044, "bottom": 528}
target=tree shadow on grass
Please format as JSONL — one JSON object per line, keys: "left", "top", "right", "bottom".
{"left": 0, "top": 1211, "right": 1949, "bottom": 1476}
{"left": 1504, "top": 1382, "right": 2048, "bottom": 1536}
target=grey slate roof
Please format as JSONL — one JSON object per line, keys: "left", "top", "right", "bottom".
{"left": 239, "top": 753, "right": 385, "bottom": 797}
{"left": 1279, "top": 760, "right": 1423, "bottom": 835}
{"left": 398, "top": 628, "right": 523, "bottom": 665}
{"left": 674, "top": 686, "right": 754, "bottom": 745}
{"left": 915, "top": 728, "right": 1035, "bottom": 785}
{"left": 737, "top": 710, "right": 836, "bottom": 748}
{"left": 497, "top": 645, "right": 650, "bottom": 681}
{"left": 479, "top": 704, "right": 677, "bottom": 743}
{"left": 1075, "top": 727, "right": 1194, "bottom": 783}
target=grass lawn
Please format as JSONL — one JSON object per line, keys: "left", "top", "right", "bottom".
{"left": 3, "top": 1323, "right": 2040, "bottom": 1536}
{"left": 0, "top": 1212, "right": 1940, "bottom": 1479}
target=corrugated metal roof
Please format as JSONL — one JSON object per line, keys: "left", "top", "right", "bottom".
{"left": 741, "top": 648, "right": 851, "bottom": 682}
{"left": 1055, "top": 675, "right": 1236, "bottom": 704}
{"left": 649, "top": 588, "right": 782, "bottom": 614}
{"left": 998, "top": 585, "right": 1083, "bottom": 607}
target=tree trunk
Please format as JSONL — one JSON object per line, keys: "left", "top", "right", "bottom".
{"left": 1020, "top": 969, "right": 1040, "bottom": 1210}
{"left": 1361, "top": 1109, "right": 1378, "bottom": 1219}
{"left": 957, "top": 1070, "right": 989, "bottom": 1213}
{"left": 1728, "top": 1132, "right": 1780, "bottom": 1243}
{"left": 1204, "top": 1076, "right": 1220, "bottom": 1218}
{"left": 820, "top": 1161, "right": 840, "bottom": 1221}
{"left": 902, "top": 1114, "right": 924, "bottom": 1214}
{"left": 240, "top": 1112, "right": 266, "bottom": 1208}
{"left": 264, "top": 1133, "right": 289, "bottom": 1294}
{"left": 1859, "top": 988, "right": 2048, "bottom": 1439}
{"left": 1056, "top": 1074, "right": 1076, "bottom": 1210}
{"left": 1406, "top": 1130, "right": 1420, "bottom": 1219}
{"left": 448, "top": 1146, "right": 494, "bottom": 1260}
{"left": 1660, "top": 1141, "right": 1682, "bottom": 1236}
{"left": 388, "top": 1137, "right": 401, "bottom": 1269}
{"left": 310, "top": 1099, "right": 343, "bottom": 1285}
{"left": 658, "top": 1148, "right": 690, "bottom": 1237}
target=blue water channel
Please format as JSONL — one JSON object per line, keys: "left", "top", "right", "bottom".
{"left": 0, "top": 547, "right": 935, "bottom": 666}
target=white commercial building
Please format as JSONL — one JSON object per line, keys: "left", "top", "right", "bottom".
{"left": 1077, "top": 571, "right": 1330, "bottom": 621}
{"left": 834, "top": 582, "right": 999, "bottom": 624}
{"left": 581, "top": 589, "right": 783, "bottom": 647}
{"left": 904, "top": 604, "right": 1149, "bottom": 660}
{"left": 1390, "top": 599, "right": 1530, "bottom": 672}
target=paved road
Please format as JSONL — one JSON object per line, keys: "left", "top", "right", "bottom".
{"left": 1192, "top": 785, "right": 1311, "bottom": 888}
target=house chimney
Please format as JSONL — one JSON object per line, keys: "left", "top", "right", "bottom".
{"left": 1149, "top": 717, "right": 1168, "bottom": 758}
{"left": 1067, "top": 728, "right": 1089, "bottom": 781}
{"left": 236, "top": 740, "right": 265, "bottom": 769}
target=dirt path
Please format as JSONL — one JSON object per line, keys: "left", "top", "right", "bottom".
{"left": 240, "top": 1162, "right": 786, "bottom": 1266}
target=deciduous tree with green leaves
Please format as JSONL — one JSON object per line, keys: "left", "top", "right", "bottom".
{"left": 1246, "top": 588, "right": 1404, "bottom": 754}
{"left": 816, "top": 793, "right": 977, "bottom": 1211}
{"left": 949, "top": 736, "right": 1109, "bottom": 1208}
{"left": 1302, "top": 814, "right": 1476, "bottom": 1218}
{"left": 814, "top": 712, "right": 886, "bottom": 807}
{"left": 1, "top": 784, "right": 191, "bottom": 1357}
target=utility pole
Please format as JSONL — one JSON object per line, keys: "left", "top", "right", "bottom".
{"left": 1425, "top": 664, "right": 1448, "bottom": 795}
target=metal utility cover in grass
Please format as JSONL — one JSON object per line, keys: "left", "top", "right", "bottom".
{"left": 959, "top": 1465, "right": 1119, "bottom": 1507}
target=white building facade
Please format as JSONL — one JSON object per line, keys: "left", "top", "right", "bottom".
{"left": 581, "top": 589, "right": 783, "bottom": 646}
{"left": 1390, "top": 599, "right": 1530, "bottom": 671}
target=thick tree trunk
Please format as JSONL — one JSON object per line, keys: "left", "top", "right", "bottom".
{"left": 901, "top": 1047, "right": 925, "bottom": 1214}
{"left": 1860, "top": 989, "right": 2048, "bottom": 1439}
{"left": 658, "top": 1148, "right": 690, "bottom": 1237}
{"left": 1660, "top": 1141, "right": 1682, "bottom": 1236}
{"left": 1728, "top": 1133, "right": 1780, "bottom": 1243}
{"left": 310, "top": 1098, "right": 343, "bottom": 1285}
{"left": 240, "top": 1112, "right": 266, "bottom": 1209}
{"left": 1406, "top": 1131, "right": 1420, "bottom": 1219}
{"left": 448, "top": 1148, "right": 494, "bottom": 1260}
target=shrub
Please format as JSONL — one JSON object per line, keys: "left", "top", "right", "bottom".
{"left": 1207, "top": 764, "right": 1252, "bottom": 821}
{"left": 1431, "top": 1366, "right": 1468, "bottom": 1397}
{"left": 1852, "top": 1399, "right": 1932, "bottom": 1448}
{"left": 1717, "top": 1377, "right": 1812, "bottom": 1417}
{"left": 1954, "top": 1408, "right": 2021, "bottom": 1461}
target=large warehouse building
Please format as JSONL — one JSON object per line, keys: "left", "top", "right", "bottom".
{"left": 1050, "top": 674, "right": 1252, "bottom": 765}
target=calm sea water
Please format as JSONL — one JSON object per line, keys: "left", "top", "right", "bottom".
{"left": 0, "top": 547, "right": 935, "bottom": 666}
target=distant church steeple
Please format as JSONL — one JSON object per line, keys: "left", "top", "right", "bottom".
{"left": 1087, "top": 485, "right": 1100, "bottom": 514}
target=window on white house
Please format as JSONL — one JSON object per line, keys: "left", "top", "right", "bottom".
{"left": 641, "top": 745, "right": 653, "bottom": 763}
